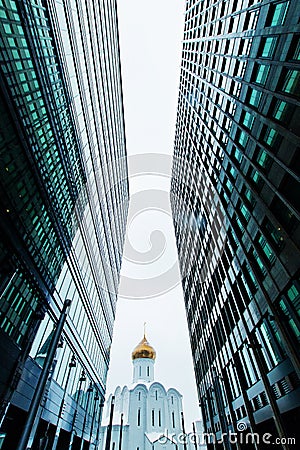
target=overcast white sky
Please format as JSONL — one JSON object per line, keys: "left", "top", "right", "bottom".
{"left": 105, "top": 0, "right": 201, "bottom": 430}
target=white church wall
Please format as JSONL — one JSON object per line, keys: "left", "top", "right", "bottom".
{"left": 127, "top": 387, "right": 146, "bottom": 450}
{"left": 147, "top": 383, "right": 168, "bottom": 433}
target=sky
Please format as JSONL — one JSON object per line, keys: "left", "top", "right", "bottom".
{"left": 105, "top": 0, "right": 201, "bottom": 430}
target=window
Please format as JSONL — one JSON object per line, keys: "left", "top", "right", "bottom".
{"left": 238, "top": 38, "right": 251, "bottom": 56}
{"left": 272, "top": 100, "right": 288, "bottom": 122}
{"left": 287, "top": 283, "right": 300, "bottom": 314}
{"left": 257, "top": 234, "right": 276, "bottom": 265}
{"left": 229, "top": 166, "right": 237, "bottom": 180}
{"left": 262, "top": 217, "right": 284, "bottom": 250}
{"left": 241, "top": 346, "right": 259, "bottom": 385}
{"left": 280, "top": 69, "right": 300, "bottom": 96}
{"left": 243, "top": 262, "right": 259, "bottom": 292}
{"left": 172, "top": 411, "right": 175, "bottom": 428}
{"left": 287, "top": 34, "right": 300, "bottom": 61}
{"left": 247, "top": 87, "right": 262, "bottom": 108}
{"left": 243, "top": 186, "right": 256, "bottom": 207}
{"left": 235, "top": 215, "right": 245, "bottom": 234}
{"left": 252, "top": 248, "right": 267, "bottom": 277}
{"left": 242, "top": 111, "right": 255, "bottom": 130}
{"left": 137, "top": 409, "right": 141, "bottom": 426}
{"left": 266, "top": 1, "right": 289, "bottom": 27}
{"left": 229, "top": 80, "right": 241, "bottom": 97}
{"left": 258, "top": 36, "right": 278, "bottom": 58}
{"left": 240, "top": 203, "right": 251, "bottom": 223}
{"left": 147, "top": 366, "right": 150, "bottom": 376}
{"left": 233, "top": 60, "right": 246, "bottom": 79}
{"left": 158, "top": 410, "right": 161, "bottom": 427}
{"left": 226, "top": 364, "right": 240, "bottom": 399}
{"left": 253, "top": 63, "right": 270, "bottom": 85}
{"left": 279, "top": 298, "right": 300, "bottom": 342}
{"left": 226, "top": 178, "right": 234, "bottom": 193}
{"left": 237, "top": 130, "right": 249, "bottom": 148}
{"left": 262, "top": 126, "right": 281, "bottom": 149}
{"left": 248, "top": 167, "right": 263, "bottom": 191}
{"left": 256, "top": 148, "right": 271, "bottom": 170}
{"left": 152, "top": 409, "right": 155, "bottom": 426}
{"left": 234, "top": 147, "right": 243, "bottom": 163}
{"left": 257, "top": 320, "right": 284, "bottom": 369}
{"left": 243, "top": 10, "right": 259, "bottom": 31}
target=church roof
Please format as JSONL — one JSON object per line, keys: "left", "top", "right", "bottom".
{"left": 131, "top": 333, "right": 156, "bottom": 360}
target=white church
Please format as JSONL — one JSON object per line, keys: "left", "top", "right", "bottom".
{"left": 98, "top": 333, "right": 204, "bottom": 450}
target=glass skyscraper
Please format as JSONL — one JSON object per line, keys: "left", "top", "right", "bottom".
{"left": 0, "top": 0, "right": 128, "bottom": 448}
{"left": 171, "top": 0, "right": 300, "bottom": 448}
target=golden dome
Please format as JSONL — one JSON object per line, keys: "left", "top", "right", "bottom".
{"left": 132, "top": 334, "right": 156, "bottom": 360}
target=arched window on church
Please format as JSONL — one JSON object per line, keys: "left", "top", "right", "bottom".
{"left": 158, "top": 409, "right": 161, "bottom": 427}
{"left": 139, "top": 366, "right": 142, "bottom": 376}
{"left": 147, "top": 366, "right": 150, "bottom": 376}
{"left": 138, "top": 391, "right": 141, "bottom": 401}
{"left": 172, "top": 411, "right": 175, "bottom": 428}
{"left": 137, "top": 408, "right": 141, "bottom": 426}
{"left": 155, "top": 390, "right": 158, "bottom": 400}
{"left": 152, "top": 409, "right": 155, "bottom": 426}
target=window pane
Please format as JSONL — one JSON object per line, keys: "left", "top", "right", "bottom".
{"left": 282, "top": 69, "right": 300, "bottom": 94}
{"left": 287, "top": 284, "right": 300, "bottom": 317}
{"left": 248, "top": 88, "right": 262, "bottom": 107}
{"left": 273, "top": 100, "right": 288, "bottom": 120}
{"left": 254, "top": 64, "right": 270, "bottom": 84}
{"left": 244, "top": 187, "right": 256, "bottom": 206}
{"left": 288, "top": 34, "right": 300, "bottom": 61}
{"left": 252, "top": 249, "right": 267, "bottom": 276}
{"left": 241, "top": 204, "right": 251, "bottom": 222}
{"left": 279, "top": 298, "right": 300, "bottom": 341}
{"left": 260, "top": 320, "right": 283, "bottom": 367}
{"left": 267, "top": 1, "right": 289, "bottom": 27}
{"left": 258, "top": 235, "right": 276, "bottom": 264}
{"left": 256, "top": 148, "right": 271, "bottom": 169}
{"left": 259, "top": 36, "right": 277, "bottom": 57}
{"left": 243, "top": 111, "right": 255, "bottom": 129}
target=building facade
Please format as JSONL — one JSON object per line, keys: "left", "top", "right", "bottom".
{"left": 0, "top": 0, "right": 128, "bottom": 448}
{"left": 99, "top": 334, "right": 200, "bottom": 450}
{"left": 171, "top": 0, "right": 300, "bottom": 448}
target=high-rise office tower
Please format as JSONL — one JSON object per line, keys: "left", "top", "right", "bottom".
{"left": 0, "top": 0, "right": 128, "bottom": 448}
{"left": 171, "top": 0, "right": 300, "bottom": 448}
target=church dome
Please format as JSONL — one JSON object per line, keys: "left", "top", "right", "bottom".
{"left": 132, "top": 334, "right": 156, "bottom": 360}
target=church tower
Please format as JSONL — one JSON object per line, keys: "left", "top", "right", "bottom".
{"left": 132, "top": 332, "right": 156, "bottom": 383}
